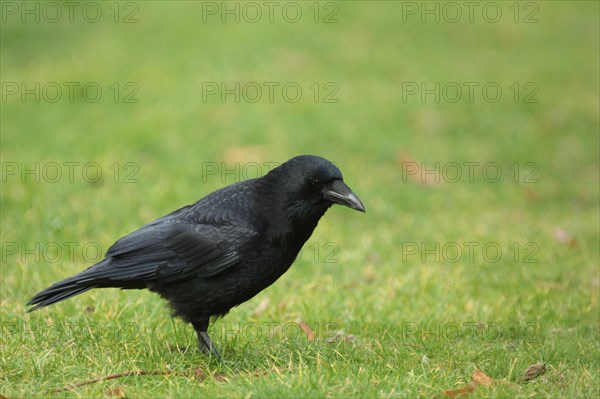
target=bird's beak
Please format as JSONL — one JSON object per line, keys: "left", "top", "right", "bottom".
{"left": 322, "top": 180, "right": 365, "bottom": 213}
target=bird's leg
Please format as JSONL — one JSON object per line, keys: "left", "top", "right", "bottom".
{"left": 198, "top": 331, "right": 221, "bottom": 358}
{"left": 192, "top": 320, "right": 221, "bottom": 359}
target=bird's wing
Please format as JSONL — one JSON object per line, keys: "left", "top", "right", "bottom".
{"left": 78, "top": 214, "right": 256, "bottom": 286}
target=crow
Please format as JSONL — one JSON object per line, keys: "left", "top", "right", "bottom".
{"left": 27, "top": 155, "right": 365, "bottom": 356}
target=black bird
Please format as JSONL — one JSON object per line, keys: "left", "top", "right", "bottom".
{"left": 27, "top": 155, "right": 365, "bottom": 356}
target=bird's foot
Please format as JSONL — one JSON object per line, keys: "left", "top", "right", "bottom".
{"left": 198, "top": 331, "right": 221, "bottom": 359}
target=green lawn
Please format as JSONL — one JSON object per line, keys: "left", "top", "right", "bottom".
{"left": 1, "top": 1, "right": 598, "bottom": 397}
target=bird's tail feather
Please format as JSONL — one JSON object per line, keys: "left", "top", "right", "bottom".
{"left": 26, "top": 277, "right": 97, "bottom": 312}
{"left": 26, "top": 260, "right": 110, "bottom": 312}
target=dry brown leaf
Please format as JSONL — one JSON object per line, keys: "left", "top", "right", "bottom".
{"left": 397, "top": 152, "right": 442, "bottom": 186}
{"left": 252, "top": 298, "right": 270, "bottom": 316}
{"left": 473, "top": 369, "right": 519, "bottom": 388}
{"left": 472, "top": 369, "right": 494, "bottom": 386}
{"left": 104, "top": 386, "right": 127, "bottom": 398}
{"left": 297, "top": 320, "right": 315, "bottom": 341}
{"left": 443, "top": 368, "right": 520, "bottom": 398}
{"left": 443, "top": 381, "right": 478, "bottom": 398}
{"left": 522, "top": 362, "right": 547, "bottom": 382}
{"left": 213, "top": 372, "right": 228, "bottom": 382}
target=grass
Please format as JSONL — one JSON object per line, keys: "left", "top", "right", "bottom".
{"left": 1, "top": 1, "right": 599, "bottom": 397}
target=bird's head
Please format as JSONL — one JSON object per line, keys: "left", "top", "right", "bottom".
{"left": 260, "top": 155, "right": 365, "bottom": 216}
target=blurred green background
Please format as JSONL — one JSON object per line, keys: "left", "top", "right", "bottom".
{"left": 1, "top": 1, "right": 598, "bottom": 397}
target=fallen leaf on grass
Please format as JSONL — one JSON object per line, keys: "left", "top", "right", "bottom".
{"left": 297, "top": 320, "right": 315, "bottom": 341}
{"left": 472, "top": 369, "right": 494, "bottom": 386}
{"left": 522, "top": 362, "right": 546, "bottom": 382}
{"left": 443, "top": 369, "right": 519, "bottom": 398}
{"left": 443, "top": 381, "right": 478, "bottom": 398}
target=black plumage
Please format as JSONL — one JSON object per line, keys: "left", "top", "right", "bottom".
{"left": 27, "top": 155, "right": 365, "bottom": 356}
